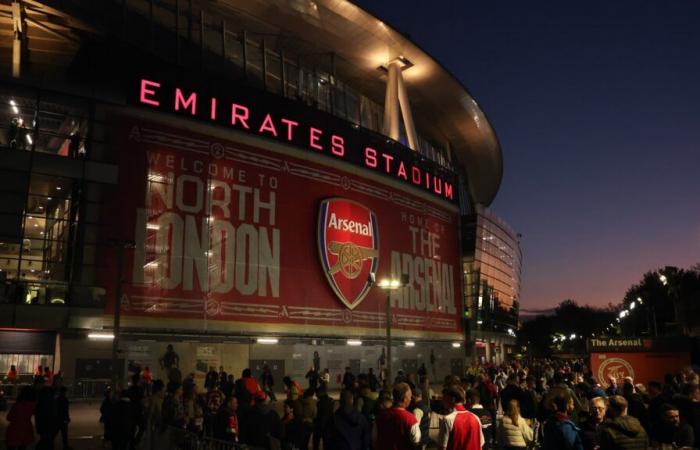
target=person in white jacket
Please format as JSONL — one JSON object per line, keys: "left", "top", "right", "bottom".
{"left": 498, "top": 399, "right": 533, "bottom": 450}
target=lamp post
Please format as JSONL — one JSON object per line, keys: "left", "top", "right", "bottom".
{"left": 108, "top": 239, "right": 135, "bottom": 391}
{"left": 376, "top": 274, "right": 409, "bottom": 386}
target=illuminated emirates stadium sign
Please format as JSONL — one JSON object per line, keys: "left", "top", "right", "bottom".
{"left": 318, "top": 198, "right": 379, "bottom": 310}
{"left": 134, "top": 78, "right": 456, "bottom": 203}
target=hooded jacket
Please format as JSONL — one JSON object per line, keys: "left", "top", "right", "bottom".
{"left": 330, "top": 406, "right": 370, "bottom": 450}
{"left": 598, "top": 415, "right": 648, "bottom": 450}
{"left": 543, "top": 413, "right": 583, "bottom": 450}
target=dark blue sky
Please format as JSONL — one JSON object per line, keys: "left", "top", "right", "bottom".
{"left": 354, "top": 0, "right": 700, "bottom": 309}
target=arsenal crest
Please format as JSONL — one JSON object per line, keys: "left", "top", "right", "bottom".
{"left": 318, "top": 198, "right": 379, "bottom": 310}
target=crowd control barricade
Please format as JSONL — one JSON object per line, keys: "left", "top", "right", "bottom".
{"left": 167, "top": 427, "right": 267, "bottom": 450}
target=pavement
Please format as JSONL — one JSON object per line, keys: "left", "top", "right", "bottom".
{"left": 1, "top": 396, "right": 444, "bottom": 450}
{"left": 1, "top": 400, "right": 105, "bottom": 450}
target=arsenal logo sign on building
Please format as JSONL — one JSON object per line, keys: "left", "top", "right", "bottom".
{"left": 318, "top": 199, "right": 379, "bottom": 310}
{"left": 104, "top": 115, "right": 463, "bottom": 339}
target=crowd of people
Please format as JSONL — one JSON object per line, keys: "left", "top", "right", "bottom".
{"left": 3, "top": 358, "right": 700, "bottom": 450}
{"left": 3, "top": 366, "right": 72, "bottom": 450}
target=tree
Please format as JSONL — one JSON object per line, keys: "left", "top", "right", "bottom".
{"left": 621, "top": 266, "right": 700, "bottom": 336}
{"left": 518, "top": 299, "right": 615, "bottom": 357}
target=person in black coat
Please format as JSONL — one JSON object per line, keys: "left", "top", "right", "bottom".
{"left": 240, "top": 393, "right": 282, "bottom": 450}
{"left": 313, "top": 386, "right": 335, "bottom": 450}
{"left": 112, "top": 390, "right": 136, "bottom": 450}
{"left": 342, "top": 367, "right": 356, "bottom": 391}
{"left": 500, "top": 373, "right": 525, "bottom": 413}
{"left": 329, "top": 389, "right": 369, "bottom": 450}
{"left": 56, "top": 387, "right": 72, "bottom": 450}
{"left": 655, "top": 403, "right": 694, "bottom": 449}
{"left": 35, "top": 385, "right": 58, "bottom": 450}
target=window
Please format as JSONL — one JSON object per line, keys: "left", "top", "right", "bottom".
{"left": 0, "top": 88, "right": 89, "bottom": 157}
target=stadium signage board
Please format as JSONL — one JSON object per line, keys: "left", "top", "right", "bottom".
{"left": 132, "top": 77, "right": 457, "bottom": 204}
{"left": 102, "top": 117, "right": 463, "bottom": 338}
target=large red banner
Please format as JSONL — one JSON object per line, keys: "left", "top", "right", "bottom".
{"left": 591, "top": 352, "right": 691, "bottom": 387}
{"left": 103, "top": 115, "right": 463, "bottom": 338}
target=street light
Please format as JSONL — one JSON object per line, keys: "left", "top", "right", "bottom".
{"left": 375, "top": 273, "right": 409, "bottom": 386}
{"left": 107, "top": 239, "right": 136, "bottom": 391}
{"left": 630, "top": 301, "right": 636, "bottom": 310}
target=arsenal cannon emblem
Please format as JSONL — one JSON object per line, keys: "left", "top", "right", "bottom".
{"left": 318, "top": 198, "right": 379, "bottom": 310}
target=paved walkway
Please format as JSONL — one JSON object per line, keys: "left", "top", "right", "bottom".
{"left": 1, "top": 397, "right": 444, "bottom": 449}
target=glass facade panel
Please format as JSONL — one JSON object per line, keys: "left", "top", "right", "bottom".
{"left": 463, "top": 206, "right": 521, "bottom": 334}
{"left": 283, "top": 59, "right": 299, "bottom": 100}
{"left": 265, "top": 50, "right": 283, "bottom": 95}
{"left": 0, "top": 86, "right": 105, "bottom": 307}
{"left": 0, "top": 88, "right": 89, "bottom": 157}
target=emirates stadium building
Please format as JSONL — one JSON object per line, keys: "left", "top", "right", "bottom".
{"left": 0, "top": 0, "right": 510, "bottom": 387}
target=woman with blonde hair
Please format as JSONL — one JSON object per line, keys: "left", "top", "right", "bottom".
{"left": 498, "top": 399, "right": 533, "bottom": 450}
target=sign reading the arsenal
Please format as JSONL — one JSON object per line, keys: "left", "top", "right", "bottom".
{"left": 591, "top": 352, "right": 691, "bottom": 387}
{"left": 103, "top": 115, "right": 462, "bottom": 338}
{"left": 318, "top": 199, "right": 379, "bottom": 310}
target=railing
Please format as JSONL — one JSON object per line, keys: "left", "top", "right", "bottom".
{"left": 168, "top": 427, "right": 266, "bottom": 450}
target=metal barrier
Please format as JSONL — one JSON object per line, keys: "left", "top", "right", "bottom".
{"left": 72, "top": 378, "right": 110, "bottom": 398}
{"left": 169, "top": 427, "right": 266, "bottom": 450}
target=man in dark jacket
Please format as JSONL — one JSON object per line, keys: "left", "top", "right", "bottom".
{"left": 580, "top": 396, "right": 606, "bottom": 450}
{"left": 542, "top": 393, "right": 583, "bottom": 450}
{"left": 520, "top": 375, "right": 540, "bottom": 421}
{"left": 500, "top": 373, "right": 524, "bottom": 412}
{"left": 410, "top": 388, "right": 429, "bottom": 450}
{"left": 313, "top": 386, "right": 335, "bottom": 450}
{"left": 622, "top": 381, "right": 649, "bottom": 433}
{"left": 342, "top": 367, "right": 356, "bottom": 391}
{"left": 241, "top": 392, "right": 282, "bottom": 450}
{"left": 56, "top": 386, "right": 72, "bottom": 450}
{"left": 112, "top": 390, "right": 136, "bottom": 450}
{"left": 654, "top": 403, "right": 694, "bottom": 448}
{"left": 598, "top": 395, "right": 648, "bottom": 450}
{"left": 35, "top": 385, "right": 58, "bottom": 450}
{"left": 330, "top": 389, "right": 369, "bottom": 450}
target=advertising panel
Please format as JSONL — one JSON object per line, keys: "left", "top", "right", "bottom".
{"left": 590, "top": 352, "right": 691, "bottom": 387}
{"left": 103, "top": 115, "right": 462, "bottom": 338}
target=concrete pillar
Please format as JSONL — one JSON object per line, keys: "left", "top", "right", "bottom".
{"left": 11, "top": 1, "right": 26, "bottom": 79}
{"left": 383, "top": 61, "right": 400, "bottom": 140}
{"left": 396, "top": 70, "right": 419, "bottom": 150}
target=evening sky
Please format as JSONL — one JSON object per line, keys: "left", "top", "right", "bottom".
{"left": 354, "top": 0, "right": 700, "bottom": 309}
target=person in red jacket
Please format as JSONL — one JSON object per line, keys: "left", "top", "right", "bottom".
{"left": 6, "top": 386, "right": 36, "bottom": 450}
{"left": 374, "top": 382, "right": 421, "bottom": 450}
{"left": 241, "top": 369, "right": 260, "bottom": 404}
{"left": 439, "top": 384, "right": 484, "bottom": 450}
{"left": 6, "top": 365, "right": 18, "bottom": 383}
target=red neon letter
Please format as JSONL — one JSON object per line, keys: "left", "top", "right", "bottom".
{"left": 382, "top": 154, "right": 394, "bottom": 173}
{"left": 411, "top": 166, "right": 421, "bottom": 185}
{"left": 231, "top": 104, "right": 250, "bottom": 129}
{"left": 309, "top": 127, "right": 323, "bottom": 150}
{"left": 397, "top": 161, "right": 407, "bottom": 180}
{"left": 364, "top": 147, "right": 377, "bottom": 168}
{"left": 139, "top": 79, "right": 160, "bottom": 106}
{"left": 444, "top": 182, "right": 454, "bottom": 200}
{"left": 210, "top": 97, "right": 217, "bottom": 120}
{"left": 331, "top": 135, "right": 345, "bottom": 157}
{"left": 281, "top": 118, "right": 299, "bottom": 141}
{"left": 425, "top": 172, "right": 431, "bottom": 189}
{"left": 433, "top": 177, "right": 443, "bottom": 194}
{"left": 174, "top": 88, "right": 197, "bottom": 115}
{"left": 258, "top": 114, "right": 278, "bottom": 137}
